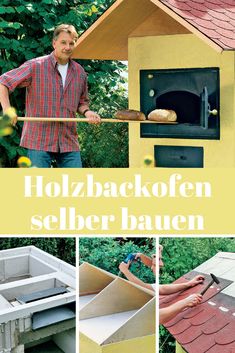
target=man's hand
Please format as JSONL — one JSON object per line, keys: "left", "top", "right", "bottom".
{"left": 119, "top": 261, "right": 131, "bottom": 274}
{"left": 188, "top": 275, "right": 205, "bottom": 288}
{"left": 84, "top": 110, "right": 101, "bottom": 124}
{"left": 159, "top": 293, "right": 203, "bottom": 324}
{"left": 183, "top": 293, "right": 202, "bottom": 308}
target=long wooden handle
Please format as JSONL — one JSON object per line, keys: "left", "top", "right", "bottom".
{"left": 17, "top": 117, "right": 177, "bottom": 124}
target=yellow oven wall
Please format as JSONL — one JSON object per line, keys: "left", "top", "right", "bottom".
{"left": 176, "top": 341, "right": 187, "bottom": 353}
{"left": 80, "top": 333, "right": 155, "bottom": 353}
{"left": 128, "top": 34, "right": 235, "bottom": 168}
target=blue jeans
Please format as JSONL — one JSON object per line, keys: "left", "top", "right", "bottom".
{"left": 27, "top": 150, "right": 82, "bottom": 168}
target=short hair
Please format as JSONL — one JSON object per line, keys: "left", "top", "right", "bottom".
{"left": 53, "top": 24, "right": 78, "bottom": 42}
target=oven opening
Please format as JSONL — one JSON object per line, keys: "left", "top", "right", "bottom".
{"left": 140, "top": 67, "right": 220, "bottom": 140}
{"left": 156, "top": 91, "right": 200, "bottom": 125}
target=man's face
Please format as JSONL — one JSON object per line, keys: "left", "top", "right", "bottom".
{"left": 53, "top": 32, "right": 76, "bottom": 64}
{"left": 159, "top": 246, "right": 164, "bottom": 270}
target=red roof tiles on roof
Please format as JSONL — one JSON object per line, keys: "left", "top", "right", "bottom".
{"left": 159, "top": 0, "right": 235, "bottom": 49}
{"left": 160, "top": 270, "right": 235, "bottom": 353}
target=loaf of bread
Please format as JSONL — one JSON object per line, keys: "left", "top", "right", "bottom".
{"left": 115, "top": 109, "right": 146, "bottom": 121}
{"left": 148, "top": 109, "right": 177, "bottom": 122}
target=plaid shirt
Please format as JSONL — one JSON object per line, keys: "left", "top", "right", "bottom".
{"left": 0, "top": 52, "right": 89, "bottom": 152}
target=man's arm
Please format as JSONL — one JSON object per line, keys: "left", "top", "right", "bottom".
{"left": 159, "top": 275, "right": 204, "bottom": 295}
{"left": 119, "top": 262, "right": 154, "bottom": 291}
{"left": 160, "top": 293, "right": 202, "bottom": 324}
{"left": 0, "top": 84, "right": 18, "bottom": 125}
{"left": 0, "top": 60, "right": 32, "bottom": 125}
{"left": 77, "top": 70, "right": 100, "bottom": 124}
{"left": 135, "top": 253, "right": 153, "bottom": 267}
{"left": 0, "top": 84, "right": 11, "bottom": 112}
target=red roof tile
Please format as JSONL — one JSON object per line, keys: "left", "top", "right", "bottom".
{"left": 159, "top": 0, "right": 235, "bottom": 49}
{"left": 185, "top": 334, "right": 217, "bottom": 353}
{"left": 206, "top": 342, "right": 235, "bottom": 353}
{"left": 160, "top": 270, "right": 235, "bottom": 353}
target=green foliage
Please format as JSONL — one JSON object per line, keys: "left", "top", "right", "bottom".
{"left": 0, "top": 237, "right": 76, "bottom": 265}
{"left": 79, "top": 237, "right": 155, "bottom": 283}
{"left": 159, "top": 237, "right": 235, "bottom": 353}
{"left": 0, "top": 126, "right": 26, "bottom": 166}
{"left": 0, "top": 0, "right": 128, "bottom": 167}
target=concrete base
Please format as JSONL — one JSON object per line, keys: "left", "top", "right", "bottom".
{"left": 25, "top": 341, "right": 63, "bottom": 353}
{"left": 53, "top": 329, "right": 75, "bottom": 353}
{"left": 12, "top": 345, "right": 24, "bottom": 353}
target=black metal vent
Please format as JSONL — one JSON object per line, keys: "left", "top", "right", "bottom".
{"left": 154, "top": 145, "right": 204, "bottom": 168}
{"left": 140, "top": 68, "right": 220, "bottom": 140}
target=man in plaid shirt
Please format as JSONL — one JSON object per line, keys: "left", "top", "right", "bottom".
{"left": 0, "top": 24, "right": 101, "bottom": 168}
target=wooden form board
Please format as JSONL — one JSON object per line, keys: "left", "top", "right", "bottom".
{"left": 80, "top": 298, "right": 155, "bottom": 345}
{"left": 79, "top": 262, "right": 116, "bottom": 295}
{"left": 73, "top": 0, "right": 156, "bottom": 60}
{"left": 80, "top": 294, "right": 97, "bottom": 310}
{"left": 102, "top": 297, "right": 155, "bottom": 344}
{"left": 73, "top": 0, "right": 220, "bottom": 61}
{"left": 80, "top": 309, "right": 138, "bottom": 345}
{"left": 80, "top": 277, "right": 153, "bottom": 320}
{"left": 79, "top": 263, "right": 155, "bottom": 349}
{"left": 129, "top": 7, "right": 188, "bottom": 38}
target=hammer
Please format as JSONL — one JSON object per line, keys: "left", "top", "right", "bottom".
{"left": 200, "top": 273, "right": 220, "bottom": 296}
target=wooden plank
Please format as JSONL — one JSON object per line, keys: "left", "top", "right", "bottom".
{"left": 80, "top": 294, "right": 97, "bottom": 310}
{"left": 72, "top": 0, "right": 156, "bottom": 60}
{"left": 103, "top": 297, "right": 155, "bottom": 344}
{"left": 130, "top": 7, "right": 188, "bottom": 37}
{"left": 80, "top": 310, "right": 138, "bottom": 345}
{"left": 17, "top": 117, "right": 177, "bottom": 124}
{"left": 80, "top": 291, "right": 100, "bottom": 297}
{"left": 80, "top": 278, "right": 152, "bottom": 320}
{"left": 79, "top": 263, "right": 115, "bottom": 295}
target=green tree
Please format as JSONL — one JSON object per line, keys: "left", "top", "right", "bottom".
{"left": 0, "top": 0, "right": 128, "bottom": 167}
{"left": 79, "top": 237, "right": 156, "bottom": 283}
{"left": 0, "top": 237, "right": 76, "bottom": 265}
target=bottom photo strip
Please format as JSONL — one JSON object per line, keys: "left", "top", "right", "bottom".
{"left": 0, "top": 236, "right": 234, "bottom": 353}
{"left": 0, "top": 238, "right": 76, "bottom": 353}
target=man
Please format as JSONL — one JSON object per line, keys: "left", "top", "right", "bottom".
{"left": 119, "top": 253, "right": 156, "bottom": 291}
{"left": 0, "top": 24, "right": 100, "bottom": 168}
{"left": 159, "top": 245, "right": 204, "bottom": 324}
